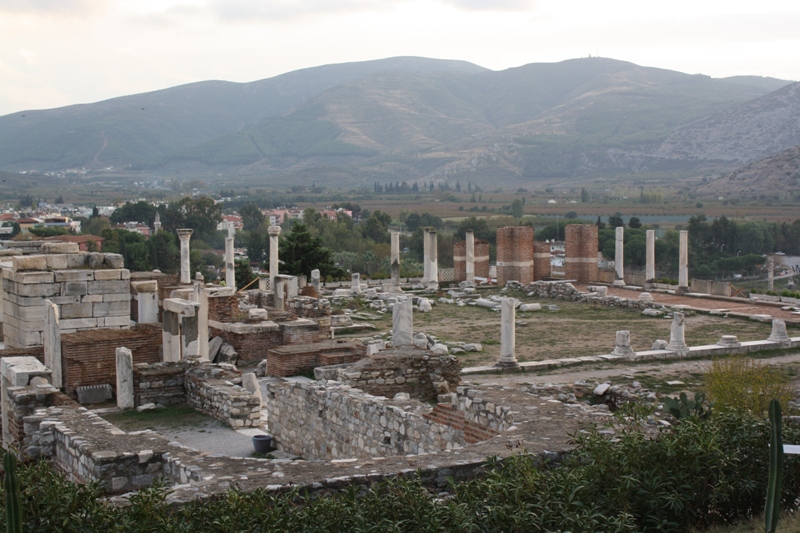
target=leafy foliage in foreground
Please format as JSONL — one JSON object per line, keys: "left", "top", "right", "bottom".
{"left": 2, "top": 410, "right": 799, "bottom": 532}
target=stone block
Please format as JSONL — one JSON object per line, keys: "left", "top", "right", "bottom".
{"left": 44, "top": 255, "right": 68, "bottom": 270}
{"left": 54, "top": 270, "right": 94, "bottom": 282}
{"left": 120, "top": 269, "right": 131, "bottom": 280}
{"left": 81, "top": 295, "right": 103, "bottom": 303}
{"left": 12, "top": 255, "right": 47, "bottom": 271}
{"left": 102, "top": 293, "right": 131, "bottom": 302}
{"left": 61, "top": 302, "right": 94, "bottom": 319}
{"left": 163, "top": 298, "right": 199, "bottom": 316}
{"left": 99, "top": 316, "right": 131, "bottom": 327}
{"left": 65, "top": 253, "right": 89, "bottom": 268}
{"left": 131, "top": 280, "right": 158, "bottom": 293}
{"left": 104, "top": 254, "right": 125, "bottom": 269}
{"left": 13, "top": 283, "right": 61, "bottom": 298}
{"left": 15, "top": 271, "right": 55, "bottom": 284}
{"left": 87, "top": 280, "right": 129, "bottom": 295}
{"left": 63, "top": 281, "right": 88, "bottom": 296}
{"left": 93, "top": 269, "right": 122, "bottom": 281}
{"left": 11, "top": 303, "right": 44, "bottom": 322}
{"left": 87, "top": 253, "right": 104, "bottom": 268}
{"left": 76, "top": 384, "right": 113, "bottom": 404}
{"left": 40, "top": 242, "right": 80, "bottom": 254}
{"left": 93, "top": 301, "right": 130, "bottom": 316}
{"left": 59, "top": 317, "right": 98, "bottom": 329}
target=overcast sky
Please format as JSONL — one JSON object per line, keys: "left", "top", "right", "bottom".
{"left": 1, "top": 0, "right": 799, "bottom": 116}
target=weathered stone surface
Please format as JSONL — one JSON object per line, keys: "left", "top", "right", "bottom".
{"left": 430, "top": 343, "right": 449, "bottom": 355}
{"left": 215, "top": 343, "right": 238, "bottom": 365}
{"left": 392, "top": 299, "right": 413, "bottom": 347}
{"left": 116, "top": 348, "right": 134, "bottom": 409}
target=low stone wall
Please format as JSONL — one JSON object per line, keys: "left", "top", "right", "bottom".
{"left": 266, "top": 381, "right": 466, "bottom": 460}
{"left": 134, "top": 360, "right": 196, "bottom": 407}
{"left": 62, "top": 324, "right": 162, "bottom": 397}
{"left": 452, "top": 386, "right": 514, "bottom": 432}
{"left": 184, "top": 365, "right": 261, "bottom": 428}
{"left": 329, "top": 348, "right": 461, "bottom": 401}
{"left": 287, "top": 297, "right": 331, "bottom": 336}
{"left": 6, "top": 384, "right": 73, "bottom": 449}
{"left": 524, "top": 281, "right": 669, "bottom": 312}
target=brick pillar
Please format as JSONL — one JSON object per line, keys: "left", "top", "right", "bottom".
{"left": 564, "top": 224, "right": 598, "bottom": 283}
{"left": 496, "top": 227, "right": 534, "bottom": 286}
{"left": 474, "top": 240, "right": 490, "bottom": 279}
{"left": 533, "top": 241, "right": 551, "bottom": 281}
{"left": 454, "top": 241, "right": 466, "bottom": 282}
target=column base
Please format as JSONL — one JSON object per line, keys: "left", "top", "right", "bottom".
{"left": 494, "top": 359, "right": 520, "bottom": 370}
{"left": 675, "top": 286, "right": 690, "bottom": 295}
{"left": 612, "top": 279, "right": 625, "bottom": 287}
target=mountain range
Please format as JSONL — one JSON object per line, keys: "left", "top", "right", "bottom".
{"left": 0, "top": 56, "right": 797, "bottom": 188}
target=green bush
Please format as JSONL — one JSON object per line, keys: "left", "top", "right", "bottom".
{"left": 705, "top": 357, "right": 794, "bottom": 416}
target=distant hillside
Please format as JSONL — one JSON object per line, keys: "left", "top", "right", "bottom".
{"left": 0, "top": 56, "right": 794, "bottom": 186}
{"left": 698, "top": 145, "right": 800, "bottom": 198}
{"left": 0, "top": 57, "right": 486, "bottom": 171}
{"left": 653, "top": 82, "right": 800, "bottom": 164}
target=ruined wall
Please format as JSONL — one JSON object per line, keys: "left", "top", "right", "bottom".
{"left": 496, "top": 227, "right": 534, "bottom": 286}
{"left": 287, "top": 297, "right": 331, "bottom": 337}
{"left": 533, "top": 241, "right": 552, "bottom": 281}
{"left": 266, "top": 381, "right": 465, "bottom": 460}
{"left": 564, "top": 224, "right": 599, "bottom": 283}
{"left": 210, "top": 321, "right": 282, "bottom": 363}
{"left": 266, "top": 340, "right": 364, "bottom": 377}
{"left": 6, "top": 384, "right": 73, "bottom": 449}
{"left": 184, "top": 365, "right": 261, "bottom": 428}
{"left": 2, "top": 251, "right": 130, "bottom": 348}
{"left": 133, "top": 360, "right": 195, "bottom": 407}
{"left": 332, "top": 350, "right": 461, "bottom": 401}
{"left": 208, "top": 294, "right": 240, "bottom": 323}
{"left": 61, "top": 324, "right": 162, "bottom": 397}
{"left": 454, "top": 240, "right": 490, "bottom": 282}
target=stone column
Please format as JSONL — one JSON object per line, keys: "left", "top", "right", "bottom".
{"left": 390, "top": 232, "right": 400, "bottom": 289}
{"left": 268, "top": 225, "right": 281, "bottom": 293}
{"left": 611, "top": 330, "right": 635, "bottom": 357}
{"left": 310, "top": 269, "right": 321, "bottom": 294}
{"left": 428, "top": 229, "right": 439, "bottom": 287}
{"left": 192, "top": 283, "right": 209, "bottom": 361}
{"left": 131, "top": 281, "right": 158, "bottom": 324}
{"left": 613, "top": 226, "right": 625, "bottom": 286}
{"left": 162, "top": 310, "right": 181, "bottom": 362}
{"left": 273, "top": 277, "right": 285, "bottom": 311}
{"left": 497, "top": 298, "right": 519, "bottom": 368}
{"left": 115, "top": 347, "right": 134, "bottom": 409}
{"left": 679, "top": 230, "right": 689, "bottom": 289}
{"left": 225, "top": 224, "right": 236, "bottom": 291}
{"left": 177, "top": 229, "right": 193, "bottom": 284}
{"left": 466, "top": 230, "right": 475, "bottom": 283}
{"left": 421, "top": 228, "right": 431, "bottom": 284}
{"left": 351, "top": 272, "right": 361, "bottom": 295}
{"left": 768, "top": 318, "right": 791, "bottom": 345}
{"left": 666, "top": 311, "right": 689, "bottom": 355}
{"left": 767, "top": 256, "right": 775, "bottom": 292}
{"left": 392, "top": 299, "right": 413, "bottom": 347}
{"left": 646, "top": 229, "right": 655, "bottom": 282}
{"left": 43, "top": 300, "right": 62, "bottom": 389}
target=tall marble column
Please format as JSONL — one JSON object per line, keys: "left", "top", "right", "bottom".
{"left": 466, "top": 230, "right": 475, "bottom": 283}
{"left": 496, "top": 298, "right": 519, "bottom": 368}
{"left": 192, "top": 283, "right": 209, "bottom": 361}
{"left": 613, "top": 226, "right": 625, "bottom": 286}
{"left": 428, "top": 229, "right": 439, "bottom": 287}
{"left": 645, "top": 229, "right": 655, "bottom": 282}
{"left": 177, "top": 229, "right": 193, "bottom": 284}
{"left": 390, "top": 231, "right": 400, "bottom": 289}
{"left": 268, "top": 225, "right": 281, "bottom": 292}
{"left": 422, "top": 228, "right": 431, "bottom": 284}
{"left": 225, "top": 223, "right": 236, "bottom": 291}
{"left": 679, "top": 230, "right": 689, "bottom": 289}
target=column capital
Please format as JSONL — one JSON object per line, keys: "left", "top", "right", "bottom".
{"left": 177, "top": 228, "right": 193, "bottom": 240}
{"left": 268, "top": 225, "right": 282, "bottom": 237}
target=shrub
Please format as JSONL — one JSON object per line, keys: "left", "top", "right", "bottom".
{"left": 705, "top": 357, "right": 794, "bottom": 416}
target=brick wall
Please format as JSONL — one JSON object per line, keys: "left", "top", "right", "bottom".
{"left": 210, "top": 323, "right": 283, "bottom": 364}
{"left": 61, "top": 324, "right": 162, "bottom": 397}
{"left": 533, "top": 241, "right": 552, "bottom": 281}
{"left": 496, "top": 226, "right": 534, "bottom": 286}
{"left": 423, "top": 405, "right": 496, "bottom": 444}
{"left": 564, "top": 224, "right": 599, "bottom": 283}
{"left": 454, "top": 241, "right": 491, "bottom": 282}
{"left": 208, "top": 294, "right": 240, "bottom": 322}
{"left": 266, "top": 340, "right": 365, "bottom": 377}
{"left": 0, "top": 347, "right": 44, "bottom": 364}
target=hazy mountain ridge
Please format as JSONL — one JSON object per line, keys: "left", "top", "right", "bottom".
{"left": 0, "top": 56, "right": 794, "bottom": 186}
{"left": 698, "top": 144, "right": 800, "bottom": 197}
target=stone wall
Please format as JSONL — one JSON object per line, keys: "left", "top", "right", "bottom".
{"left": 564, "top": 224, "right": 599, "bottom": 283}
{"left": 267, "top": 340, "right": 365, "bottom": 377}
{"left": 287, "top": 297, "right": 331, "bottom": 337}
{"left": 60, "top": 324, "right": 162, "bottom": 398}
{"left": 266, "top": 381, "right": 466, "bottom": 460}
{"left": 184, "top": 365, "right": 261, "bottom": 428}
{"left": 327, "top": 348, "right": 461, "bottom": 401}
{"left": 5, "top": 384, "right": 73, "bottom": 449}
{"left": 133, "top": 360, "right": 195, "bottom": 407}
{"left": 496, "top": 226, "right": 534, "bottom": 286}
{"left": 2, "top": 250, "right": 130, "bottom": 348}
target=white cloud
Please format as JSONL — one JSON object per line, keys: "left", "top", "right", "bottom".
{"left": 0, "top": 0, "right": 109, "bottom": 16}
{"left": 208, "top": 0, "right": 388, "bottom": 22}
